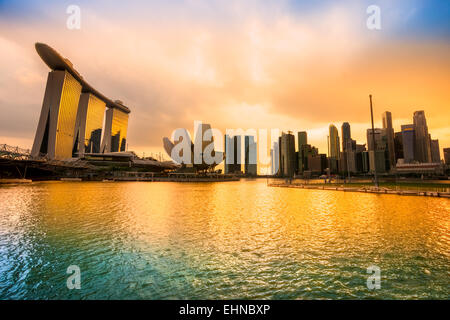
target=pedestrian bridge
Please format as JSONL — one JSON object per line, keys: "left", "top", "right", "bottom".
{"left": 0, "top": 144, "right": 31, "bottom": 160}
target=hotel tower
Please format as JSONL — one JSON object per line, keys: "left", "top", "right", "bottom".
{"left": 31, "top": 43, "right": 130, "bottom": 160}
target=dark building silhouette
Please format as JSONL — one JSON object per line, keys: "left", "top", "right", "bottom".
{"left": 224, "top": 134, "right": 242, "bottom": 174}
{"left": 430, "top": 138, "right": 440, "bottom": 163}
{"left": 444, "top": 148, "right": 450, "bottom": 165}
{"left": 280, "top": 132, "right": 296, "bottom": 177}
{"left": 278, "top": 136, "right": 283, "bottom": 176}
{"left": 110, "top": 132, "right": 121, "bottom": 153}
{"left": 297, "top": 131, "right": 308, "bottom": 173}
{"left": 298, "top": 137, "right": 317, "bottom": 175}
{"left": 355, "top": 144, "right": 366, "bottom": 173}
{"left": 394, "top": 131, "right": 403, "bottom": 162}
{"left": 382, "top": 111, "right": 396, "bottom": 167}
{"left": 308, "top": 154, "right": 327, "bottom": 174}
{"left": 340, "top": 122, "right": 357, "bottom": 174}
{"left": 413, "top": 110, "right": 431, "bottom": 163}
{"left": 362, "top": 151, "right": 370, "bottom": 173}
{"left": 244, "top": 135, "right": 257, "bottom": 176}
{"left": 328, "top": 157, "right": 338, "bottom": 174}
{"left": 341, "top": 122, "right": 351, "bottom": 152}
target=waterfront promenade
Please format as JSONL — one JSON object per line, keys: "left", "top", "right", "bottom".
{"left": 268, "top": 182, "right": 450, "bottom": 198}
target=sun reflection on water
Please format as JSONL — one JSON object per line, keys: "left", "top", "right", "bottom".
{"left": 0, "top": 180, "right": 448, "bottom": 299}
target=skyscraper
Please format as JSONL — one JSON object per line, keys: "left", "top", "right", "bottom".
{"left": 72, "top": 93, "right": 106, "bottom": 156}
{"left": 224, "top": 134, "right": 232, "bottom": 174}
{"left": 430, "top": 138, "right": 440, "bottom": 163}
{"left": 394, "top": 132, "right": 403, "bottom": 162}
{"left": 232, "top": 136, "right": 242, "bottom": 173}
{"left": 341, "top": 122, "right": 351, "bottom": 152}
{"left": 224, "top": 134, "right": 241, "bottom": 174}
{"left": 278, "top": 136, "right": 283, "bottom": 176}
{"left": 355, "top": 144, "right": 366, "bottom": 173}
{"left": 32, "top": 70, "right": 82, "bottom": 160}
{"left": 382, "top": 111, "right": 396, "bottom": 167}
{"left": 297, "top": 131, "right": 307, "bottom": 173}
{"left": 31, "top": 43, "right": 131, "bottom": 160}
{"left": 368, "top": 150, "right": 387, "bottom": 173}
{"left": 234, "top": 136, "right": 242, "bottom": 173}
{"left": 244, "top": 135, "right": 257, "bottom": 176}
{"left": 340, "top": 122, "right": 356, "bottom": 174}
{"left": 308, "top": 154, "right": 327, "bottom": 174}
{"left": 444, "top": 148, "right": 450, "bottom": 165}
{"left": 298, "top": 131, "right": 307, "bottom": 149}
{"left": 413, "top": 110, "right": 431, "bottom": 163}
{"left": 366, "top": 128, "right": 388, "bottom": 173}
{"left": 401, "top": 124, "right": 415, "bottom": 163}
{"left": 366, "top": 128, "right": 387, "bottom": 151}
{"left": 299, "top": 144, "right": 317, "bottom": 174}
{"left": 329, "top": 124, "right": 340, "bottom": 159}
{"left": 280, "top": 132, "right": 296, "bottom": 177}
{"left": 270, "top": 141, "right": 280, "bottom": 175}
{"left": 362, "top": 151, "right": 370, "bottom": 173}
{"left": 101, "top": 106, "right": 129, "bottom": 153}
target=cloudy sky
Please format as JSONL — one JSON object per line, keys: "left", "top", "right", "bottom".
{"left": 0, "top": 0, "right": 449, "bottom": 167}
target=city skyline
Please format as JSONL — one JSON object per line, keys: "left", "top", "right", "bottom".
{"left": 6, "top": 41, "right": 450, "bottom": 174}
{"left": 157, "top": 105, "right": 445, "bottom": 176}
{"left": 2, "top": 40, "right": 447, "bottom": 174}
{"left": 265, "top": 107, "right": 445, "bottom": 177}
{"left": 0, "top": 1, "right": 449, "bottom": 159}
{"left": 3, "top": 41, "right": 448, "bottom": 171}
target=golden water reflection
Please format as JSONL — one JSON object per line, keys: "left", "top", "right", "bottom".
{"left": 0, "top": 180, "right": 448, "bottom": 299}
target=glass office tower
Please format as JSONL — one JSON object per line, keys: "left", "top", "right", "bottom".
{"left": 341, "top": 122, "right": 351, "bottom": 152}
{"left": 329, "top": 124, "right": 340, "bottom": 159}
{"left": 401, "top": 124, "right": 415, "bottom": 163}
{"left": 382, "top": 111, "right": 396, "bottom": 167}
{"left": 297, "top": 131, "right": 307, "bottom": 173}
{"left": 413, "top": 110, "right": 431, "bottom": 163}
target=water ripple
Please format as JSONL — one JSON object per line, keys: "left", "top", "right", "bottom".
{"left": 0, "top": 180, "right": 449, "bottom": 299}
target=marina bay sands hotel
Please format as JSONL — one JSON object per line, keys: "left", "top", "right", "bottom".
{"left": 31, "top": 43, "right": 131, "bottom": 160}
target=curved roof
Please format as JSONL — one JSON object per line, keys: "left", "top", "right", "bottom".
{"left": 35, "top": 42, "right": 130, "bottom": 114}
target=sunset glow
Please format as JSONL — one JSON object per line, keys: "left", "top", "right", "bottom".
{"left": 0, "top": 0, "right": 449, "bottom": 159}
